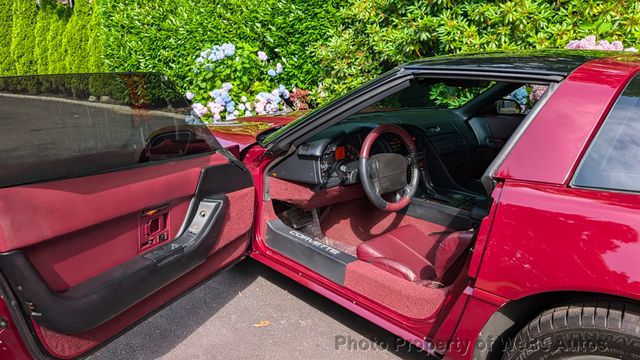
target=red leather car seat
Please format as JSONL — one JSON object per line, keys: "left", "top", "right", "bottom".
{"left": 356, "top": 224, "right": 474, "bottom": 286}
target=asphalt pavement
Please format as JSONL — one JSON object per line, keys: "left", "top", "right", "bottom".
{"left": 88, "top": 259, "right": 430, "bottom": 360}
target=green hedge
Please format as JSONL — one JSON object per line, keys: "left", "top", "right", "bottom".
{"left": 0, "top": 0, "right": 13, "bottom": 74}
{"left": 0, "top": 0, "right": 102, "bottom": 76}
{"left": 10, "top": 0, "right": 38, "bottom": 75}
{"left": 98, "top": 0, "right": 346, "bottom": 93}
{"left": 0, "top": 0, "right": 639, "bottom": 103}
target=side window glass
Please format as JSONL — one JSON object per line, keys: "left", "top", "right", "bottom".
{"left": 573, "top": 74, "right": 640, "bottom": 192}
{"left": 0, "top": 73, "right": 218, "bottom": 188}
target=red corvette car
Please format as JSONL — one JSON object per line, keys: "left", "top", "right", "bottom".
{"left": 1, "top": 50, "right": 640, "bottom": 360}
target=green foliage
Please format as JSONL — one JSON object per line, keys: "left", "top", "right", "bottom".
{"left": 86, "top": 2, "right": 105, "bottom": 72}
{"left": 34, "top": 0, "right": 55, "bottom": 74}
{"left": 0, "top": 0, "right": 13, "bottom": 74}
{"left": 62, "top": 0, "right": 92, "bottom": 73}
{"left": 46, "top": 7, "right": 71, "bottom": 74}
{"left": 429, "top": 82, "right": 495, "bottom": 109}
{"left": 0, "top": 0, "right": 103, "bottom": 76}
{"left": 10, "top": 0, "right": 38, "bottom": 74}
{"left": 316, "top": 0, "right": 640, "bottom": 97}
{"left": 185, "top": 43, "right": 272, "bottom": 104}
{"left": 1, "top": 0, "right": 640, "bottom": 109}
{"left": 98, "top": 0, "right": 346, "bottom": 95}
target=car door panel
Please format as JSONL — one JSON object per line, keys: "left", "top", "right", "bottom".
{"left": 0, "top": 157, "right": 254, "bottom": 334}
{"left": 1, "top": 155, "right": 224, "bottom": 294}
{"left": 0, "top": 73, "right": 257, "bottom": 358}
{"left": 30, "top": 230, "right": 251, "bottom": 359}
{"left": 0, "top": 154, "right": 223, "bottom": 252}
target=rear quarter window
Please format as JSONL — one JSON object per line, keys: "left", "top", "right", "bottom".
{"left": 573, "top": 73, "right": 640, "bottom": 192}
{"left": 0, "top": 73, "right": 218, "bottom": 188}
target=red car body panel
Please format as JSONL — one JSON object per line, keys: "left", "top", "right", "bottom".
{"left": 477, "top": 180, "right": 640, "bottom": 300}
{"left": 496, "top": 58, "right": 640, "bottom": 185}
{"left": 206, "top": 114, "right": 302, "bottom": 151}
{"left": 0, "top": 300, "right": 32, "bottom": 359}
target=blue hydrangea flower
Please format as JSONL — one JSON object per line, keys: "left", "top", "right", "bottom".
{"left": 510, "top": 86, "right": 529, "bottom": 105}
{"left": 221, "top": 43, "right": 235, "bottom": 57}
{"left": 267, "top": 69, "right": 277, "bottom": 77}
{"left": 184, "top": 114, "right": 203, "bottom": 125}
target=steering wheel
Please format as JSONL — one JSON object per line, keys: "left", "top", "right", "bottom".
{"left": 359, "top": 124, "right": 420, "bottom": 211}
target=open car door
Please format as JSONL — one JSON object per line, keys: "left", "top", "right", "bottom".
{"left": 0, "top": 73, "right": 255, "bottom": 359}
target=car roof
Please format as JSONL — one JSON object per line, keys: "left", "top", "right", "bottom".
{"left": 402, "top": 49, "right": 633, "bottom": 77}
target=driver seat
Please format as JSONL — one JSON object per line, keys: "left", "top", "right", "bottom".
{"left": 356, "top": 225, "right": 474, "bottom": 287}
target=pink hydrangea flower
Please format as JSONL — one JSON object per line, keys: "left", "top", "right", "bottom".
{"left": 566, "top": 36, "right": 637, "bottom": 52}
{"left": 258, "top": 51, "right": 268, "bottom": 61}
{"left": 192, "top": 103, "right": 208, "bottom": 117}
{"left": 529, "top": 85, "right": 548, "bottom": 103}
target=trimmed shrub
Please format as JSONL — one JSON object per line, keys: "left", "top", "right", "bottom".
{"left": 62, "top": 0, "right": 99, "bottom": 73}
{"left": 0, "top": 0, "right": 102, "bottom": 76}
{"left": 0, "top": 0, "right": 13, "bottom": 75}
{"left": 10, "top": 0, "right": 38, "bottom": 75}
{"left": 34, "top": 0, "right": 56, "bottom": 74}
{"left": 86, "top": 1, "right": 105, "bottom": 72}
{"left": 46, "top": 7, "right": 71, "bottom": 74}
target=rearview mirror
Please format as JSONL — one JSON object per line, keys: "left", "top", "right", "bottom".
{"left": 495, "top": 99, "right": 521, "bottom": 115}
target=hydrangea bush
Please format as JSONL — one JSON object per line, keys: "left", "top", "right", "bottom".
{"left": 184, "top": 42, "right": 302, "bottom": 123}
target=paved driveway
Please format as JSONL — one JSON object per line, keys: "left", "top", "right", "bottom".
{"left": 89, "top": 259, "right": 429, "bottom": 360}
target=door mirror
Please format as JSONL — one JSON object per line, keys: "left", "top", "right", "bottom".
{"left": 495, "top": 99, "right": 522, "bottom": 115}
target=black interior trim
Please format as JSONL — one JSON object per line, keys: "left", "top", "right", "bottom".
{"left": 0, "top": 159, "right": 253, "bottom": 334}
{"left": 266, "top": 220, "right": 356, "bottom": 284}
{"left": 402, "top": 198, "right": 474, "bottom": 230}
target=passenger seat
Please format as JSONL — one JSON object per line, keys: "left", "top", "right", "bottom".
{"left": 355, "top": 225, "right": 474, "bottom": 287}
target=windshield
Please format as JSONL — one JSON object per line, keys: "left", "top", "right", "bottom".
{"left": 259, "top": 76, "right": 496, "bottom": 146}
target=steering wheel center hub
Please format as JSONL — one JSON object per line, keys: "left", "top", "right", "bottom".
{"left": 358, "top": 124, "right": 420, "bottom": 211}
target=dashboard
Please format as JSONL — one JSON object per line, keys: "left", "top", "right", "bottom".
{"left": 269, "top": 108, "right": 497, "bottom": 190}
{"left": 270, "top": 123, "right": 427, "bottom": 188}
